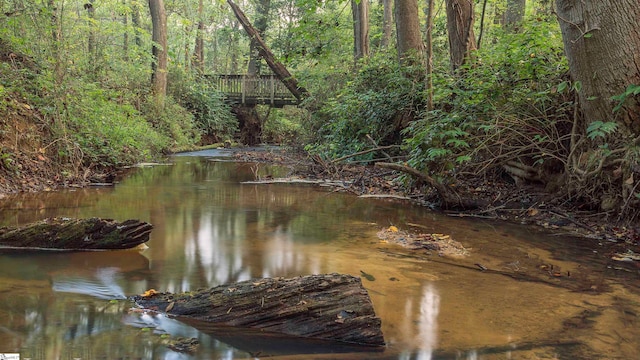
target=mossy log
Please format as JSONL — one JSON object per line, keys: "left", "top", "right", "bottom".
{"left": 133, "top": 273, "right": 385, "bottom": 347}
{"left": 0, "top": 217, "right": 152, "bottom": 250}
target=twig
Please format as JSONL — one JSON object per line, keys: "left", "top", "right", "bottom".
{"left": 365, "top": 134, "right": 393, "bottom": 162}
{"left": 331, "top": 145, "right": 400, "bottom": 164}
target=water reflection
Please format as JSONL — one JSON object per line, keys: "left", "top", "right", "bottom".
{"left": 0, "top": 154, "right": 637, "bottom": 359}
{"left": 52, "top": 267, "right": 126, "bottom": 300}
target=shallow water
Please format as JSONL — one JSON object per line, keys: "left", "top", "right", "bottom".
{"left": 0, "top": 150, "right": 638, "bottom": 359}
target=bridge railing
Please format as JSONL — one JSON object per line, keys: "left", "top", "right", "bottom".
{"left": 213, "top": 74, "right": 298, "bottom": 106}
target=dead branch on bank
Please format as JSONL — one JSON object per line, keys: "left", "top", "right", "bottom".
{"left": 331, "top": 145, "right": 401, "bottom": 164}
{"left": 374, "top": 162, "right": 486, "bottom": 210}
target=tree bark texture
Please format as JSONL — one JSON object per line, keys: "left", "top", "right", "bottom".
{"left": 149, "top": 0, "right": 167, "bottom": 107}
{"left": 352, "top": 0, "right": 370, "bottom": 61}
{"left": 504, "top": 0, "right": 525, "bottom": 29}
{"left": 425, "top": 0, "right": 435, "bottom": 109}
{"left": 227, "top": 0, "right": 308, "bottom": 101}
{"left": 445, "top": 0, "right": 477, "bottom": 71}
{"left": 122, "top": 0, "right": 129, "bottom": 61}
{"left": 86, "top": 0, "right": 96, "bottom": 58}
{"left": 192, "top": 0, "right": 205, "bottom": 74}
{"left": 380, "top": 0, "right": 393, "bottom": 48}
{"left": 555, "top": 0, "right": 640, "bottom": 135}
{"left": 394, "top": 0, "right": 424, "bottom": 66}
{"left": 133, "top": 273, "right": 385, "bottom": 347}
{"left": 0, "top": 217, "right": 152, "bottom": 250}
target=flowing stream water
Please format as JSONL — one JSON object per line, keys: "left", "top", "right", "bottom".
{"left": 0, "top": 149, "right": 638, "bottom": 359}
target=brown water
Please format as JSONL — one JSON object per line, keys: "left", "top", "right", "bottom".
{"left": 0, "top": 150, "right": 638, "bottom": 359}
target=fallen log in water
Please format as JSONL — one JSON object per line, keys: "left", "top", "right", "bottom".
{"left": 0, "top": 217, "right": 153, "bottom": 250}
{"left": 133, "top": 273, "right": 385, "bottom": 347}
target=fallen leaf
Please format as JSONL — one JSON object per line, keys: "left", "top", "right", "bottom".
{"left": 141, "top": 289, "right": 158, "bottom": 297}
{"left": 388, "top": 226, "right": 398, "bottom": 232}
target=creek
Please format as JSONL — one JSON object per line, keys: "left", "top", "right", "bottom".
{"left": 0, "top": 149, "right": 638, "bottom": 359}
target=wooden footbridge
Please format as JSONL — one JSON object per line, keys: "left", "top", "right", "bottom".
{"left": 212, "top": 0, "right": 308, "bottom": 109}
{"left": 212, "top": 74, "right": 300, "bottom": 107}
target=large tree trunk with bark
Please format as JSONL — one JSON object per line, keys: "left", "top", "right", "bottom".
{"left": 227, "top": 0, "right": 308, "bottom": 101}
{"left": 394, "top": 0, "right": 424, "bottom": 66}
{"left": 0, "top": 218, "right": 152, "bottom": 250}
{"left": 352, "top": 0, "right": 370, "bottom": 61}
{"left": 555, "top": 0, "right": 640, "bottom": 135}
{"left": 149, "top": 0, "right": 168, "bottom": 108}
{"left": 380, "top": 0, "right": 393, "bottom": 48}
{"left": 133, "top": 273, "right": 385, "bottom": 347}
{"left": 504, "top": 0, "right": 525, "bottom": 29}
{"left": 445, "top": 0, "right": 477, "bottom": 71}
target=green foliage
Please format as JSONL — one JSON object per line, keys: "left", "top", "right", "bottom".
{"left": 307, "top": 53, "right": 423, "bottom": 160}
{"left": 59, "top": 83, "right": 169, "bottom": 168}
{"left": 170, "top": 72, "right": 237, "bottom": 142}
{"left": 262, "top": 106, "right": 308, "bottom": 145}
{"left": 612, "top": 84, "right": 640, "bottom": 113}
{"left": 586, "top": 121, "right": 618, "bottom": 140}
{"left": 141, "top": 95, "right": 200, "bottom": 150}
{"left": 405, "top": 17, "right": 568, "bottom": 173}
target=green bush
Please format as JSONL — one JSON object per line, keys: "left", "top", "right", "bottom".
{"left": 168, "top": 69, "right": 237, "bottom": 143}
{"left": 58, "top": 82, "right": 169, "bottom": 168}
{"left": 307, "top": 53, "right": 424, "bottom": 160}
{"left": 262, "top": 106, "right": 308, "bottom": 145}
{"left": 141, "top": 95, "right": 200, "bottom": 150}
{"left": 404, "top": 17, "right": 569, "bottom": 174}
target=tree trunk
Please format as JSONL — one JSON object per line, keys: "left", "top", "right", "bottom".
{"left": 380, "top": 0, "right": 392, "bottom": 48}
{"left": 122, "top": 0, "right": 129, "bottom": 61}
{"left": 47, "top": 0, "right": 64, "bottom": 84}
{"left": 555, "top": 0, "right": 640, "bottom": 135}
{"left": 149, "top": 0, "right": 168, "bottom": 108}
{"left": 394, "top": 0, "right": 424, "bottom": 66}
{"left": 233, "top": 105, "right": 262, "bottom": 146}
{"left": 0, "top": 218, "right": 152, "bottom": 250}
{"left": 352, "top": 0, "right": 370, "bottom": 61}
{"left": 132, "top": 0, "right": 143, "bottom": 48}
{"left": 86, "top": 0, "right": 96, "bottom": 60}
{"left": 247, "top": 0, "right": 271, "bottom": 76}
{"left": 192, "top": 0, "right": 205, "bottom": 74}
{"left": 445, "top": 0, "right": 476, "bottom": 72}
{"left": 133, "top": 273, "right": 385, "bottom": 347}
{"left": 227, "top": 0, "right": 308, "bottom": 101}
{"left": 504, "top": 0, "right": 526, "bottom": 29}
{"left": 425, "top": 0, "right": 435, "bottom": 110}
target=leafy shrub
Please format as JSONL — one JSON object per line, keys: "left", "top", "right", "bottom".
{"left": 262, "top": 106, "right": 308, "bottom": 145}
{"left": 168, "top": 68, "right": 237, "bottom": 143}
{"left": 405, "top": 17, "right": 569, "bottom": 174}
{"left": 141, "top": 95, "right": 200, "bottom": 150}
{"left": 308, "top": 53, "right": 424, "bottom": 160}
{"left": 58, "top": 82, "right": 169, "bottom": 168}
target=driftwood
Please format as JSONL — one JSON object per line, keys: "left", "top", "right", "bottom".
{"left": 227, "top": 0, "right": 308, "bottom": 101}
{"left": 134, "top": 273, "right": 385, "bottom": 347}
{"left": 331, "top": 145, "right": 401, "bottom": 164}
{"left": 0, "top": 217, "right": 152, "bottom": 250}
{"left": 375, "top": 162, "right": 488, "bottom": 210}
